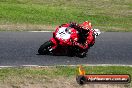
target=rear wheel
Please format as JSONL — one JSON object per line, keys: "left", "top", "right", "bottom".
{"left": 38, "top": 41, "right": 53, "bottom": 55}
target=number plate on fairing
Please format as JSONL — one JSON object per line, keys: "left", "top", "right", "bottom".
{"left": 56, "top": 27, "right": 71, "bottom": 40}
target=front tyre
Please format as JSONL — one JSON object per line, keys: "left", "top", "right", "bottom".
{"left": 38, "top": 40, "right": 53, "bottom": 55}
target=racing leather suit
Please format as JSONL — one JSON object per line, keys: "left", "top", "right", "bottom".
{"left": 60, "top": 22, "right": 95, "bottom": 50}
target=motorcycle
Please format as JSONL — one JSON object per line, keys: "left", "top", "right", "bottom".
{"left": 38, "top": 24, "right": 101, "bottom": 58}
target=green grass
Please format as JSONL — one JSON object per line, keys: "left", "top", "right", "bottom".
{"left": 0, "top": 0, "right": 132, "bottom": 31}
{"left": 0, "top": 66, "right": 132, "bottom": 78}
{"left": 0, "top": 66, "right": 131, "bottom": 87}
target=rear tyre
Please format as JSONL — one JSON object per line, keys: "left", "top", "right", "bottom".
{"left": 38, "top": 41, "right": 53, "bottom": 55}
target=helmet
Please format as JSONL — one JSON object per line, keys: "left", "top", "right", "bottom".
{"left": 80, "top": 21, "right": 92, "bottom": 30}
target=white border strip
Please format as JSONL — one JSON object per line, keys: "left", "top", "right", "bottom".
{"left": 0, "top": 64, "right": 132, "bottom": 68}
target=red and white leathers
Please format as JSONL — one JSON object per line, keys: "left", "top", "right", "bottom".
{"left": 74, "top": 29, "right": 95, "bottom": 50}
{"left": 59, "top": 21, "right": 95, "bottom": 50}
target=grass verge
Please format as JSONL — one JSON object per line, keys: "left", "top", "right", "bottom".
{"left": 0, "top": 66, "right": 131, "bottom": 88}
{"left": 0, "top": 0, "right": 132, "bottom": 31}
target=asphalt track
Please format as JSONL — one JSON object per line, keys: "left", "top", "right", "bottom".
{"left": 0, "top": 32, "right": 132, "bottom": 66}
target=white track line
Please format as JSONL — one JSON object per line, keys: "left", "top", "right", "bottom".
{"left": 0, "top": 64, "right": 132, "bottom": 68}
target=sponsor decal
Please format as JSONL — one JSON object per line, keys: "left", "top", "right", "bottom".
{"left": 76, "top": 65, "right": 131, "bottom": 85}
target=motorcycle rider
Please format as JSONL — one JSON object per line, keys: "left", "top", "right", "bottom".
{"left": 60, "top": 21, "right": 97, "bottom": 57}
{"left": 61, "top": 21, "right": 95, "bottom": 49}
{"left": 71, "top": 21, "right": 95, "bottom": 48}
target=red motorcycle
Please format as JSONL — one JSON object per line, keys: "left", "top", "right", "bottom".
{"left": 38, "top": 24, "right": 100, "bottom": 57}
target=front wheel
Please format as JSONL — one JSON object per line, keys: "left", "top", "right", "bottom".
{"left": 38, "top": 40, "right": 53, "bottom": 55}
